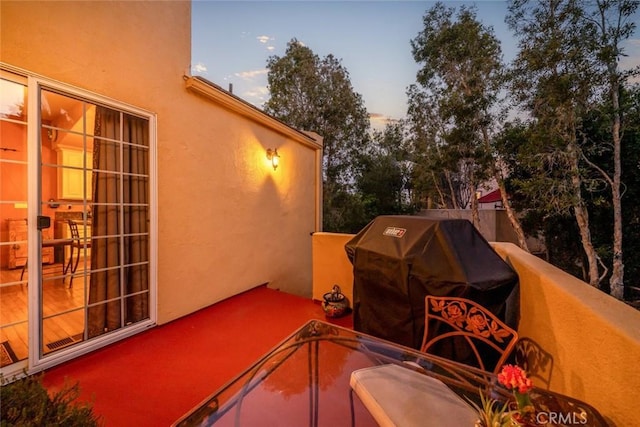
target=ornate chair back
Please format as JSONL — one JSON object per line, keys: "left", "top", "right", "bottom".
{"left": 420, "top": 295, "right": 518, "bottom": 374}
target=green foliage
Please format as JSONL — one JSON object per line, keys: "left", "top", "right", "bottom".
{"left": 466, "top": 389, "right": 514, "bottom": 427}
{"left": 582, "top": 84, "right": 640, "bottom": 295}
{"left": 354, "top": 122, "right": 417, "bottom": 222}
{"left": 263, "top": 39, "right": 372, "bottom": 232}
{"left": 503, "top": 0, "right": 640, "bottom": 292}
{"left": 259, "top": 5, "right": 640, "bottom": 292}
{"left": 0, "top": 373, "right": 101, "bottom": 427}
{"left": 497, "top": 84, "right": 640, "bottom": 293}
{"left": 407, "top": 3, "right": 505, "bottom": 210}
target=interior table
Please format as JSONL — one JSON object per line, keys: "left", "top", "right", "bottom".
{"left": 19, "top": 238, "right": 74, "bottom": 281}
{"left": 173, "top": 319, "right": 608, "bottom": 427}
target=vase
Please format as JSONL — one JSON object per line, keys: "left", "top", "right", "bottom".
{"left": 321, "top": 285, "right": 350, "bottom": 318}
{"left": 506, "top": 400, "right": 546, "bottom": 427}
{"left": 512, "top": 413, "right": 541, "bottom": 426}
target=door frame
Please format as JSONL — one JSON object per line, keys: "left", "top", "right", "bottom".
{"left": 1, "top": 64, "right": 158, "bottom": 376}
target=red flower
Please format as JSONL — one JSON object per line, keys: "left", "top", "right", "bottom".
{"left": 498, "top": 364, "right": 533, "bottom": 394}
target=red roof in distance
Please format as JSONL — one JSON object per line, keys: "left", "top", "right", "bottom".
{"left": 478, "top": 189, "right": 502, "bottom": 203}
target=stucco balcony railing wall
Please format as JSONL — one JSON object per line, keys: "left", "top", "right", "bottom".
{"left": 312, "top": 232, "right": 640, "bottom": 427}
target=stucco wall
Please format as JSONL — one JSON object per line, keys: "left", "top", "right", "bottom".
{"left": 312, "top": 233, "right": 640, "bottom": 426}
{"left": 492, "top": 242, "right": 640, "bottom": 427}
{"left": 1, "top": 1, "right": 320, "bottom": 323}
{"left": 312, "top": 232, "right": 355, "bottom": 303}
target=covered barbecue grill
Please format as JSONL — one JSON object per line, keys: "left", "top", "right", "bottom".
{"left": 345, "top": 216, "right": 519, "bottom": 350}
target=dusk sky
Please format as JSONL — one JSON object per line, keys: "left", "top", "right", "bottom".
{"left": 191, "top": 1, "right": 640, "bottom": 130}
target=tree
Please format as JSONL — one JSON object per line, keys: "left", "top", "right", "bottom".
{"left": 407, "top": 84, "right": 467, "bottom": 210}
{"left": 507, "top": 0, "right": 603, "bottom": 286}
{"left": 581, "top": 0, "right": 639, "bottom": 298}
{"left": 263, "top": 39, "right": 371, "bottom": 232}
{"left": 409, "top": 3, "right": 530, "bottom": 249}
{"left": 355, "top": 122, "right": 415, "bottom": 219}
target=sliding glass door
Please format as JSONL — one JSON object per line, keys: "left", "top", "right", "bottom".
{"left": 0, "top": 71, "right": 30, "bottom": 371}
{"left": 0, "top": 67, "right": 155, "bottom": 374}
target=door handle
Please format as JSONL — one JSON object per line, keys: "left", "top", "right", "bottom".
{"left": 37, "top": 216, "right": 51, "bottom": 230}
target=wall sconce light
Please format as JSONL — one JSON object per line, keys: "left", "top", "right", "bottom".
{"left": 266, "top": 148, "right": 280, "bottom": 170}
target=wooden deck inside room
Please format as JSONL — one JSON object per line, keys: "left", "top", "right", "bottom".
{"left": 0, "top": 263, "right": 86, "bottom": 364}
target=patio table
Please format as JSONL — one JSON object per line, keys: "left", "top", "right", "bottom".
{"left": 173, "top": 319, "right": 608, "bottom": 427}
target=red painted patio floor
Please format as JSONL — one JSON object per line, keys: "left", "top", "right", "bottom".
{"left": 42, "top": 286, "right": 353, "bottom": 427}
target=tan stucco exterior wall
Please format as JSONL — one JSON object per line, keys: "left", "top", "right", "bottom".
{"left": 1, "top": 1, "right": 321, "bottom": 324}
{"left": 312, "top": 233, "right": 640, "bottom": 426}
{"left": 312, "top": 232, "right": 355, "bottom": 303}
{"left": 492, "top": 242, "right": 640, "bottom": 427}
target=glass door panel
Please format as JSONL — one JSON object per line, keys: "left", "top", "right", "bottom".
{"left": 0, "top": 73, "right": 29, "bottom": 369}
{"left": 2, "top": 68, "right": 153, "bottom": 371}
{"left": 39, "top": 89, "right": 94, "bottom": 356}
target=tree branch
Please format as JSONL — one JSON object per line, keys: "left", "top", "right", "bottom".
{"left": 579, "top": 146, "right": 614, "bottom": 188}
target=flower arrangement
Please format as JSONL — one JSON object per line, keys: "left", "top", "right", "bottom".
{"left": 498, "top": 364, "right": 534, "bottom": 417}
{"left": 498, "top": 365, "right": 536, "bottom": 425}
{"left": 471, "top": 364, "right": 537, "bottom": 427}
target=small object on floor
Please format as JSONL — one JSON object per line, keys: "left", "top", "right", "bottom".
{"left": 322, "top": 284, "right": 351, "bottom": 318}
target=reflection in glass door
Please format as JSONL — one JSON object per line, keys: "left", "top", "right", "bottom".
{"left": 0, "top": 72, "right": 29, "bottom": 371}
{"left": 39, "top": 89, "right": 95, "bottom": 359}
{"left": 1, "top": 67, "right": 154, "bottom": 374}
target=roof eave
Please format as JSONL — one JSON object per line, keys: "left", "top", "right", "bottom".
{"left": 184, "top": 75, "right": 322, "bottom": 150}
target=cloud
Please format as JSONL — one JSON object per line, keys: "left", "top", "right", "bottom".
{"left": 244, "top": 86, "right": 269, "bottom": 98}
{"left": 242, "top": 86, "right": 270, "bottom": 107}
{"left": 369, "top": 113, "right": 396, "bottom": 124}
{"left": 267, "top": 46, "right": 275, "bottom": 51}
{"left": 192, "top": 62, "right": 208, "bottom": 74}
{"left": 234, "top": 69, "right": 268, "bottom": 80}
{"left": 257, "top": 35, "right": 273, "bottom": 44}
{"left": 369, "top": 113, "right": 399, "bottom": 131}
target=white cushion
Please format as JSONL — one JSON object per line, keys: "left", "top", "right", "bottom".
{"left": 350, "top": 364, "right": 478, "bottom": 427}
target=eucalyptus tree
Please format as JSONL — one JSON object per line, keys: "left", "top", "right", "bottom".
{"left": 581, "top": 0, "right": 639, "bottom": 298}
{"left": 507, "top": 0, "right": 639, "bottom": 292}
{"left": 409, "top": 3, "right": 529, "bottom": 249}
{"left": 406, "top": 84, "right": 467, "bottom": 210}
{"left": 263, "top": 39, "right": 371, "bottom": 232}
{"left": 507, "top": 0, "right": 604, "bottom": 287}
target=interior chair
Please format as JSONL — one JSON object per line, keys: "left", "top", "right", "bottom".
{"left": 63, "top": 219, "right": 91, "bottom": 288}
{"left": 19, "top": 221, "right": 57, "bottom": 283}
{"left": 420, "top": 295, "right": 518, "bottom": 374}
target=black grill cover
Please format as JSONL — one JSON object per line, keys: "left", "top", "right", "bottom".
{"left": 345, "top": 216, "right": 518, "bottom": 350}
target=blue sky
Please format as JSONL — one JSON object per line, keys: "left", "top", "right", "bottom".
{"left": 191, "top": 1, "right": 640, "bottom": 129}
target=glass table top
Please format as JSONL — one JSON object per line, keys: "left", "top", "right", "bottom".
{"left": 174, "top": 320, "right": 608, "bottom": 427}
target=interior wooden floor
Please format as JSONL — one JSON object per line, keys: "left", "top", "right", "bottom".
{"left": 0, "top": 263, "right": 86, "bottom": 364}
{"left": 42, "top": 286, "right": 353, "bottom": 427}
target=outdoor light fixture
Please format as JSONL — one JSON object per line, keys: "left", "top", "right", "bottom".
{"left": 266, "top": 148, "right": 280, "bottom": 170}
